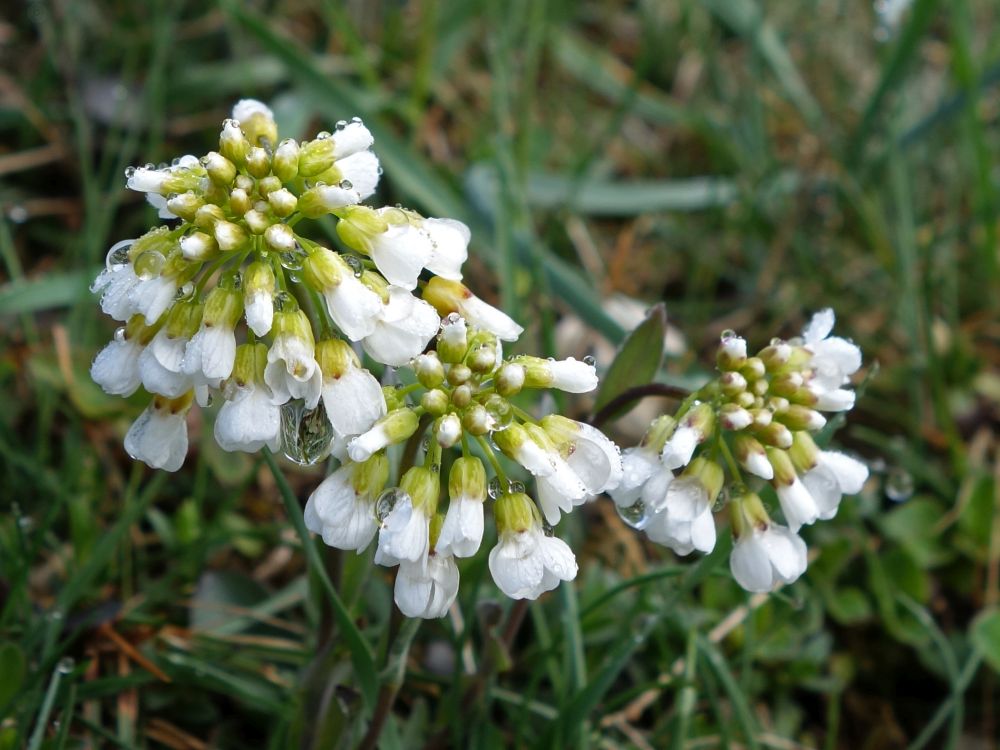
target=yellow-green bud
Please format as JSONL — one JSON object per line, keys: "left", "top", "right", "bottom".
{"left": 447, "top": 363, "right": 472, "bottom": 386}
{"left": 451, "top": 384, "right": 472, "bottom": 408}
{"left": 164, "top": 300, "right": 204, "bottom": 339}
{"left": 771, "top": 373, "right": 803, "bottom": 399}
{"left": 273, "top": 139, "right": 300, "bottom": 182}
{"left": 741, "top": 357, "right": 766, "bottom": 381}
{"left": 760, "top": 342, "right": 792, "bottom": 371}
{"left": 166, "top": 192, "right": 203, "bottom": 222}
{"left": 179, "top": 231, "right": 218, "bottom": 262}
{"left": 643, "top": 415, "right": 677, "bottom": 453}
{"left": 414, "top": 352, "right": 445, "bottom": 388}
{"left": 436, "top": 414, "right": 462, "bottom": 448}
{"left": 232, "top": 342, "right": 268, "bottom": 386}
{"left": 301, "top": 247, "right": 348, "bottom": 292}
{"left": 438, "top": 316, "right": 468, "bottom": 364}
{"left": 755, "top": 421, "right": 793, "bottom": 449}
{"left": 686, "top": 402, "right": 716, "bottom": 441}
{"left": 766, "top": 447, "right": 797, "bottom": 486}
{"left": 229, "top": 188, "right": 251, "bottom": 216}
{"left": 203, "top": 151, "right": 236, "bottom": 186}
{"left": 264, "top": 223, "right": 296, "bottom": 252}
{"left": 421, "top": 389, "right": 449, "bottom": 415}
{"left": 203, "top": 285, "right": 243, "bottom": 328}
{"left": 719, "top": 403, "right": 753, "bottom": 431}
{"left": 315, "top": 338, "right": 359, "bottom": 379}
{"left": 423, "top": 277, "right": 472, "bottom": 319}
{"left": 220, "top": 120, "right": 248, "bottom": 167}
{"left": 682, "top": 457, "right": 725, "bottom": 506}
{"left": 161, "top": 166, "right": 205, "bottom": 194}
{"left": 493, "top": 492, "right": 537, "bottom": 535}
{"left": 496, "top": 363, "right": 525, "bottom": 397}
{"left": 244, "top": 209, "right": 270, "bottom": 235}
{"left": 383, "top": 386, "right": 406, "bottom": 411}
{"left": 353, "top": 452, "right": 389, "bottom": 497}
{"left": 268, "top": 188, "right": 297, "bottom": 217}
{"left": 400, "top": 466, "right": 440, "bottom": 514}
{"left": 245, "top": 146, "right": 271, "bottom": 178}
{"left": 377, "top": 408, "right": 421, "bottom": 446}
{"left": 242, "top": 110, "right": 278, "bottom": 148}
{"left": 462, "top": 403, "right": 492, "bottom": 436}
{"left": 194, "top": 203, "right": 226, "bottom": 231}
{"left": 788, "top": 431, "right": 820, "bottom": 473}
{"left": 449, "top": 457, "right": 487, "bottom": 501}
{"left": 214, "top": 220, "right": 249, "bottom": 252}
{"left": 271, "top": 309, "right": 314, "bottom": 346}
{"left": 244, "top": 261, "right": 275, "bottom": 298}
{"left": 335, "top": 205, "right": 387, "bottom": 253}
{"left": 736, "top": 391, "right": 757, "bottom": 409}
{"left": 468, "top": 344, "right": 497, "bottom": 373}
{"left": 258, "top": 175, "right": 282, "bottom": 197}
{"left": 298, "top": 138, "right": 336, "bottom": 177}
{"left": 429, "top": 513, "right": 445, "bottom": 550}
{"left": 778, "top": 404, "right": 825, "bottom": 432}
{"left": 731, "top": 491, "right": 770, "bottom": 537}
{"left": 720, "top": 371, "right": 747, "bottom": 397}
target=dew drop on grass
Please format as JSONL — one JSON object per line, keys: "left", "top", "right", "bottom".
{"left": 885, "top": 468, "right": 914, "bottom": 502}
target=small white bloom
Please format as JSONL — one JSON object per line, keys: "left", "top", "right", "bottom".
{"left": 730, "top": 524, "right": 808, "bottom": 593}
{"left": 394, "top": 553, "right": 460, "bottom": 619}
{"left": 138, "top": 330, "right": 192, "bottom": 398}
{"left": 375, "top": 495, "right": 430, "bottom": 568}
{"left": 802, "top": 308, "right": 862, "bottom": 394}
{"left": 368, "top": 215, "right": 433, "bottom": 291}
{"left": 129, "top": 275, "right": 177, "bottom": 325}
{"left": 264, "top": 335, "right": 323, "bottom": 409}
{"left": 544, "top": 357, "right": 598, "bottom": 393}
{"left": 183, "top": 324, "right": 237, "bottom": 382}
{"left": 91, "top": 333, "right": 143, "bottom": 397}
{"left": 322, "top": 366, "right": 387, "bottom": 438}
{"left": 661, "top": 425, "right": 699, "bottom": 470}
{"left": 362, "top": 287, "right": 440, "bottom": 366}
{"left": 335, "top": 151, "right": 380, "bottom": 201}
{"left": 124, "top": 398, "right": 190, "bottom": 472}
{"left": 423, "top": 218, "right": 470, "bottom": 280}
{"left": 214, "top": 381, "right": 281, "bottom": 453}
{"left": 304, "top": 463, "right": 379, "bottom": 552}
{"left": 436, "top": 496, "right": 484, "bottom": 558}
{"left": 244, "top": 291, "right": 273, "bottom": 337}
{"left": 800, "top": 451, "right": 868, "bottom": 520}
{"left": 91, "top": 261, "right": 141, "bottom": 321}
{"left": 321, "top": 274, "right": 383, "bottom": 341}
{"left": 455, "top": 292, "right": 523, "bottom": 341}
{"left": 489, "top": 526, "right": 577, "bottom": 600}
{"left": 645, "top": 501, "right": 716, "bottom": 555}
{"left": 347, "top": 421, "right": 392, "bottom": 463}
{"left": 776, "top": 477, "right": 820, "bottom": 532}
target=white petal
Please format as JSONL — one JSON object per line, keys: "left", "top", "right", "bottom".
{"left": 489, "top": 531, "right": 543, "bottom": 599}
{"left": 347, "top": 423, "right": 390, "bottom": 462}
{"left": 423, "top": 218, "right": 469, "bottom": 280}
{"left": 459, "top": 295, "right": 523, "bottom": 341}
{"left": 730, "top": 536, "right": 774, "bottom": 593}
{"left": 661, "top": 426, "right": 698, "bottom": 470}
{"left": 745, "top": 451, "right": 774, "bottom": 480}
{"left": 546, "top": 358, "right": 598, "bottom": 393}
{"left": 322, "top": 367, "right": 387, "bottom": 437}
{"left": 245, "top": 292, "right": 273, "bottom": 337}
{"left": 436, "top": 497, "right": 484, "bottom": 558}
{"left": 336, "top": 151, "right": 380, "bottom": 201}
{"left": 369, "top": 222, "right": 433, "bottom": 291}
{"left": 322, "top": 275, "right": 381, "bottom": 340}
{"left": 821, "top": 451, "right": 869, "bottom": 495}
{"left": 232, "top": 99, "right": 273, "bottom": 124}
{"left": 362, "top": 291, "right": 440, "bottom": 366}
{"left": 662, "top": 477, "right": 708, "bottom": 521}
{"left": 802, "top": 308, "right": 835, "bottom": 344}
{"left": 776, "top": 479, "right": 820, "bottom": 531}
{"left": 331, "top": 121, "right": 374, "bottom": 158}
{"left": 214, "top": 385, "right": 281, "bottom": 452}
{"left": 813, "top": 388, "right": 855, "bottom": 412}
{"left": 124, "top": 404, "right": 188, "bottom": 471}
{"left": 394, "top": 562, "right": 434, "bottom": 617}
{"left": 565, "top": 423, "right": 623, "bottom": 494}
{"left": 139, "top": 345, "right": 191, "bottom": 398}
{"left": 689, "top": 506, "right": 717, "bottom": 553}
{"left": 761, "top": 526, "right": 808, "bottom": 583}
{"left": 91, "top": 338, "right": 142, "bottom": 396}
{"left": 610, "top": 447, "right": 660, "bottom": 508}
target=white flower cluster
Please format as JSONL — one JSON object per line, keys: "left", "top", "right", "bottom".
{"left": 611, "top": 310, "right": 869, "bottom": 593}
{"left": 91, "top": 100, "right": 623, "bottom": 618}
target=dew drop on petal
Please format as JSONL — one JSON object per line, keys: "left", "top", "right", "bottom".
{"left": 174, "top": 282, "right": 195, "bottom": 301}
{"left": 884, "top": 468, "right": 914, "bottom": 502}
{"left": 335, "top": 120, "right": 347, "bottom": 131}
{"left": 106, "top": 241, "right": 133, "bottom": 268}
{"left": 273, "top": 290, "right": 294, "bottom": 312}
{"left": 124, "top": 166, "right": 136, "bottom": 179}
{"left": 280, "top": 400, "right": 335, "bottom": 466}
{"left": 375, "top": 487, "right": 407, "bottom": 522}
{"left": 615, "top": 499, "right": 650, "bottom": 530}
{"left": 542, "top": 521, "right": 555, "bottom": 537}
{"left": 582, "top": 355, "right": 596, "bottom": 366}
{"left": 351, "top": 116, "right": 362, "bottom": 124}
{"left": 345, "top": 255, "right": 365, "bottom": 277}
{"left": 339, "top": 179, "right": 353, "bottom": 190}
{"left": 721, "top": 329, "right": 736, "bottom": 341}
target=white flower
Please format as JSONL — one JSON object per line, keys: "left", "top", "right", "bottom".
{"left": 423, "top": 218, "right": 469, "bottom": 280}
{"left": 335, "top": 151, "right": 381, "bottom": 201}
{"left": 436, "top": 496, "right": 484, "bottom": 558}
{"left": 489, "top": 526, "right": 577, "bottom": 600}
{"left": 610, "top": 446, "right": 665, "bottom": 513}
{"left": 214, "top": 381, "right": 281, "bottom": 453}
{"left": 374, "top": 495, "right": 430, "bottom": 568}
{"left": 145, "top": 193, "right": 176, "bottom": 220}
{"left": 304, "top": 463, "right": 379, "bottom": 552}
{"left": 517, "top": 356, "right": 597, "bottom": 393}
{"left": 730, "top": 524, "right": 808, "bottom": 593}
{"left": 91, "top": 259, "right": 141, "bottom": 321}
{"left": 232, "top": 99, "right": 273, "bottom": 124}
{"left": 456, "top": 293, "right": 522, "bottom": 341}
{"left": 138, "top": 330, "right": 192, "bottom": 398}
{"left": 124, "top": 397, "right": 190, "bottom": 472}
{"left": 802, "top": 308, "right": 861, "bottom": 396}
{"left": 362, "top": 287, "right": 440, "bottom": 366}
{"left": 776, "top": 477, "right": 820, "bottom": 531}
{"left": 368, "top": 214, "right": 433, "bottom": 291}
{"left": 91, "top": 332, "right": 142, "bottom": 396}
{"left": 394, "top": 553, "right": 460, "bottom": 619}
{"left": 264, "top": 321, "right": 323, "bottom": 409}
{"left": 322, "top": 366, "right": 386, "bottom": 438}
{"left": 244, "top": 291, "right": 273, "bottom": 337}
{"left": 129, "top": 275, "right": 178, "bottom": 325}
{"left": 126, "top": 155, "right": 201, "bottom": 195}
{"left": 645, "top": 501, "right": 716, "bottom": 555}
{"left": 800, "top": 451, "right": 868, "bottom": 520}
{"left": 661, "top": 425, "right": 699, "bottom": 470}
{"left": 322, "top": 274, "right": 383, "bottom": 341}
{"left": 183, "top": 324, "right": 236, "bottom": 382}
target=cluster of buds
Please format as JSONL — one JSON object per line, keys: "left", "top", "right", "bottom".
{"left": 611, "top": 310, "right": 869, "bottom": 593}
{"left": 90, "top": 100, "right": 623, "bottom": 618}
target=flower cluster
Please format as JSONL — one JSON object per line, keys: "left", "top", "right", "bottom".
{"left": 611, "top": 310, "right": 869, "bottom": 593}
{"left": 90, "top": 100, "right": 622, "bottom": 617}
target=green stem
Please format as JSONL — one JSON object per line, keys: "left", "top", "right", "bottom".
{"left": 717, "top": 434, "right": 745, "bottom": 489}
{"left": 475, "top": 435, "right": 508, "bottom": 484}
{"left": 357, "top": 617, "right": 422, "bottom": 750}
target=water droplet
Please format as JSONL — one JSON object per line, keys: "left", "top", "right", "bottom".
{"left": 542, "top": 522, "right": 555, "bottom": 537}
{"left": 171, "top": 156, "right": 182, "bottom": 167}
{"left": 8, "top": 205, "right": 28, "bottom": 223}
{"left": 273, "top": 290, "right": 294, "bottom": 312}
{"left": 582, "top": 355, "right": 596, "bottom": 367}
{"left": 335, "top": 120, "right": 348, "bottom": 130}
{"left": 770, "top": 337, "right": 784, "bottom": 347}
{"left": 174, "top": 282, "right": 195, "bottom": 301}
{"left": 57, "top": 657, "right": 75, "bottom": 674}
{"left": 134, "top": 249, "right": 165, "bottom": 280}
{"left": 113, "top": 326, "right": 127, "bottom": 342}
{"left": 885, "top": 468, "right": 914, "bottom": 502}
{"left": 222, "top": 118, "right": 240, "bottom": 130}
{"left": 616, "top": 499, "right": 650, "bottom": 530}
{"left": 421, "top": 436, "right": 431, "bottom": 451}
{"left": 280, "top": 400, "right": 335, "bottom": 466}
{"left": 483, "top": 394, "right": 513, "bottom": 430}
{"left": 105, "top": 240, "right": 133, "bottom": 268}
{"left": 288, "top": 272, "right": 301, "bottom": 283}
{"left": 444, "top": 312, "right": 461, "bottom": 325}
{"left": 316, "top": 130, "right": 332, "bottom": 140}
{"left": 487, "top": 477, "right": 503, "bottom": 499}
{"left": 721, "top": 329, "right": 736, "bottom": 341}
{"left": 714, "top": 485, "right": 735, "bottom": 512}
{"left": 279, "top": 252, "right": 303, "bottom": 271}
{"left": 145, "top": 162, "right": 155, "bottom": 170}
{"left": 375, "top": 487, "right": 408, "bottom": 522}
{"left": 376, "top": 166, "right": 384, "bottom": 176}
{"left": 345, "top": 255, "right": 365, "bottom": 277}
{"left": 339, "top": 179, "right": 353, "bottom": 190}
{"left": 351, "top": 116, "right": 362, "bottom": 124}
{"left": 124, "top": 166, "right": 136, "bottom": 178}
{"left": 507, "top": 480, "right": 525, "bottom": 494}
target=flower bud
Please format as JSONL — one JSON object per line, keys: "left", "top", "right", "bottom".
{"left": 436, "top": 414, "right": 462, "bottom": 448}
{"left": 414, "top": 352, "right": 445, "bottom": 388}
{"left": 219, "top": 119, "right": 248, "bottom": 166}
{"left": 335, "top": 205, "right": 388, "bottom": 252}
{"left": 496, "top": 362, "right": 525, "bottom": 397}
{"left": 241, "top": 109, "right": 278, "bottom": 148}
{"left": 229, "top": 188, "right": 251, "bottom": 216}
{"left": 179, "top": 231, "right": 218, "bottom": 262}
{"left": 301, "top": 247, "right": 347, "bottom": 292}
{"left": 493, "top": 492, "right": 537, "bottom": 535}
{"left": 766, "top": 447, "right": 798, "bottom": 486}
{"left": 315, "top": 338, "right": 360, "bottom": 379}
{"left": 717, "top": 333, "right": 747, "bottom": 371}
{"left": 515, "top": 356, "right": 597, "bottom": 393}
{"left": 264, "top": 223, "right": 296, "bottom": 252}
{"left": 438, "top": 315, "right": 468, "bottom": 363}
{"left": 203, "top": 285, "right": 243, "bottom": 328}
{"left": 203, "top": 151, "right": 236, "bottom": 186}
{"left": 273, "top": 139, "right": 300, "bottom": 182}
{"left": 353, "top": 452, "right": 390, "bottom": 497}
{"left": 268, "top": 188, "right": 297, "bottom": 217}
{"left": 164, "top": 300, "right": 204, "bottom": 339}
{"left": 348, "top": 409, "right": 420, "bottom": 462}
{"left": 741, "top": 357, "right": 766, "bottom": 381}
{"left": 298, "top": 138, "right": 337, "bottom": 178}
{"left": 166, "top": 192, "right": 203, "bottom": 222}
{"left": 733, "top": 434, "right": 773, "bottom": 480}
{"left": 214, "top": 221, "right": 249, "bottom": 252}
{"left": 720, "top": 371, "right": 747, "bottom": 397}
{"left": 447, "top": 363, "right": 472, "bottom": 386}
{"left": 751, "top": 408, "right": 772, "bottom": 428}
{"left": 469, "top": 343, "right": 498, "bottom": 373}
{"left": 462, "top": 404, "right": 492, "bottom": 436}
{"left": 771, "top": 373, "right": 804, "bottom": 398}
{"left": 243, "top": 209, "right": 270, "bottom": 235}
{"left": 245, "top": 146, "right": 271, "bottom": 178}
{"left": 256, "top": 176, "right": 281, "bottom": 198}
{"left": 736, "top": 391, "right": 756, "bottom": 409}
{"left": 776, "top": 404, "right": 826, "bottom": 432}
{"left": 421, "top": 388, "right": 449, "bottom": 415}
{"left": 730, "top": 491, "right": 770, "bottom": 537}
{"left": 194, "top": 204, "right": 226, "bottom": 230}
{"left": 756, "top": 421, "right": 793, "bottom": 449}
{"left": 760, "top": 341, "right": 792, "bottom": 370}
{"left": 449, "top": 457, "right": 487, "bottom": 503}
{"left": 400, "top": 466, "right": 440, "bottom": 514}
{"left": 719, "top": 403, "right": 753, "bottom": 431}
{"left": 643, "top": 415, "right": 677, "bottom": 453}
{"left": 788, "top": 431, "right": 820, "bottom": 473}
{"left": 451, "top": 384, "right": 472, "bottom": 408}
{"left": 231, "top": 342, "right": 268, "bottom": 386}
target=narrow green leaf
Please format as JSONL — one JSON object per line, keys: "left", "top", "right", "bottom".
{"left": 0, "top": 642, "right": 26, "bottom": 712}
{"left": 593, "top": 303, "right": 667, "bottom": 415}
{"left": 970, "top": 608, "right": 1000, "bottom": 674}
{"left": 0, "top": 270, "right": 95, "bottom": 316}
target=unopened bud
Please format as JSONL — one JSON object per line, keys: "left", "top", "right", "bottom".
{"left": 438, "top": 315, "right": 468, "bottom": 363}
{"left": 788, "top": 431, "right": 821, "bottom": 473}
{"left": 166, "top": 192, "right": 203, "bottom": 221}
{"left": 244, "top": 209, "right": 270, "bottom": 235}
{"left": 414, "top": 353, "right": 445, "bottom": 388}
{"left": 179, "top": 231, "right": 218, "bottom": 262}
{"left": 720, "top": 371, "right": 747, "bottom": 396}
{"left": 462, "top": 404, "right": 492, "bottom": 436}
{"left": 273, "top": 139, "right": 300, "bottom": 182}
{"left": 719, "top": 403, "right": 753, "bottom": 431}
{"left": 229, "top": 188, "right": 251, "bottom": 216}
{"left": 496, "top": 363, "right": 525, "bottom": 397}
{"left": 766, "top": 447, "right": 797, "bottom": 486}
{"left": 315, "top": 338, "right": 359, "bottom": 379}
{"left": 451, "top": 384, "right": 472, "bottom": 408}
{"left": 203, "top": 151, "right": 236, "bottom": 186}
{"left": 741, "top": 357, "right": 766, "bottom": 381}
{"left": 421, "top": 389, "right": 449, "bottom": 415}
{"left": 447, "top": 363, "right": 472, "bottom": 386}
{"left": 717, "top": 333, "right": 748, "bottom": 370}
{"left": 264, "top": 223, "right": 296, "bottom": 252}
{"left": 245, "top": 146, "right": 271, "bottom": 178}
{"left": 268, "top": 188, "right": 297, "bottom": 217}
{"left": 449, "top": 457, "right": 486, "bottom": 502}
{"left": 436, "top": 414, "right": 462, "bottom": 448}
{"left": 733, "top": 434, "right": 773, "bottom": 480}
{"left": 219, "top": 119, "right": 248, "bottom": 166}
{"left": 194, "top": 204, "right": 226, "bottom": 231}
{"left": 400, "top": 466, "right": 440, "bottom": 514}
{"left": 215, "top": 221, "right": 249, "bottom": 252}
{"left": 755, "top": 421, "right": 793, "bottom": 449}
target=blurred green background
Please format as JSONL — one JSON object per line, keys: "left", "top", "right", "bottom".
{"left": 2, "top": 0, "right": 999, "bottom": 747}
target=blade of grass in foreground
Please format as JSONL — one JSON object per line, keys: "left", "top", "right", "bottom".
{"left": 262, "top": 449, "right": 378, "bottom": 709}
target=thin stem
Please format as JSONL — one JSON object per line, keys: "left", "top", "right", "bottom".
{"left": 590, "top": 383, "right": 692, "bottom": 429}
{"left": 475, "top": 435, "right": 508, "bottom": 484}
{"left": 358, "top": 617, "right": 422, "bottom": 750}
{"left": 717, "top": 435, "right": 745, "bottom": 489}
